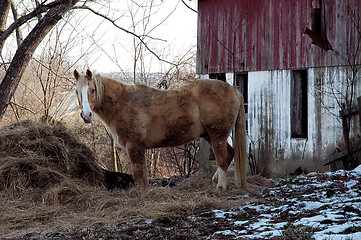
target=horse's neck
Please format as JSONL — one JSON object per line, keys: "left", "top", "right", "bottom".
{"left": 95, "top": 77, "right": 127, "bottom": 119}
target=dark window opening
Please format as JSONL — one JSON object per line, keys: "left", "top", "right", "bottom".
{"left": 235, "top": 73, "right": 248, "bottom": 132}
{"left": 311, "top": 7, "right": 321, "bottom": 34}
{"left": 291, "top": 70, "right": 308, "bottom": 138}
{"left": 209, "top": 73, "right": 226, "bottom": 81}
{"left": 235, "top": 73, "right": 248, "bottom": 114}
{"left": 304, "top": 0, "right": 332, "bottom": 50}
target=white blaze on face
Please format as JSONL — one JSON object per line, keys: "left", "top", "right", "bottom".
{"left": 77, "top": 78, "right": 93, "bottom": 123}
{"left": 81, "top": 85, "right": 92, "bottom": 115}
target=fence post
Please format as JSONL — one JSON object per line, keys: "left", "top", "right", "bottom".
{"left": 198, "top": 139, "right": 216, "bottom": 175}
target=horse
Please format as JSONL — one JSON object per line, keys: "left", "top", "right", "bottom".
{"left": 73, "top": 69, "right": 248, "bottom": 191}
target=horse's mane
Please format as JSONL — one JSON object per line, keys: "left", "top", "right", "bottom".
{"left": 94, "top": 74, "right": 104, "bottom": 106}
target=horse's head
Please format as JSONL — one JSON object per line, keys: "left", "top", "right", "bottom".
{"left": 74, "top": 69, "right": 97, "bottom": 123}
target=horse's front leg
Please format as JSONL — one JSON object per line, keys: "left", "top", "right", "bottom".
{"left": 127, "top": 145, "right": 148, "bottom": 187}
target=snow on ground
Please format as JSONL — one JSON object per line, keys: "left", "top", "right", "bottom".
{"left": 210, "top": 165, "right": 361, "bottom": 239}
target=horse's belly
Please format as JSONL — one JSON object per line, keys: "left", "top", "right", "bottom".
{"left": 147, "top": 120, "right": 204, "bottom": 148}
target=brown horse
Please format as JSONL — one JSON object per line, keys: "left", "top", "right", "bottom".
{"left": 74, "top": 69, "right": 247, "bottom": 191}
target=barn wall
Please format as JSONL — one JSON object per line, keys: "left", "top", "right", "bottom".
{"left": 200, "top": 66, "right": 360, "bottom": 175}
{"left": 197, "top": 0, "right": 361, "bottom": 74}
{"left": 197, "top": 0, "right": 361, "bottom": 175}
{"left": 247, "top": 66, "right": 361, "bottom": 175}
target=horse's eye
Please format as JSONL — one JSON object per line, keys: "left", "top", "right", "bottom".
{"left": 92, "top": 89, "right": 95, "bottom": 93}
{"left": 75, "top": 90, "right": 78, "bottom": 95}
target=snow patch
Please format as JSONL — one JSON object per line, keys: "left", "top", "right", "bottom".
{"left": 211, "top": 166, "right": 361, "bottom": 239}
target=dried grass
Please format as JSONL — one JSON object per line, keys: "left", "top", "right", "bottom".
{"left": 0, "top": 120, "right": 104, "bottom": 196}
{"left": 0, "top": 120, "right": 272, "bottom": 238}
{"left": 1, "top": 173, "right": 269, "bottom": 238}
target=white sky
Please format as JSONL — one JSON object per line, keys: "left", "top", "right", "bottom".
{"left": 1, "top": 0, "right": 198, "bottom": 75}
{"left": 73, "top": 0, "right": 198, "bottom": 73}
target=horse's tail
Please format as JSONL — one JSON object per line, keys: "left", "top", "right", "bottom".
{"left": 233, "top": 92, "right": 249, "bottom": 191}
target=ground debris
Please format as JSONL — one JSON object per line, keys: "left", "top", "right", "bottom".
{"left": 2, "top": 121, "right": 361, "bottom": 239}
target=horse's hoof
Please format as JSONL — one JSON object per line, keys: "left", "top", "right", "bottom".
{"left": 214, "top": 168, "right": 227, "bottom": 191}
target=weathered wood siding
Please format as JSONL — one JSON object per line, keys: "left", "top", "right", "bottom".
{"left": 197, "top": 0, "right": 361, "bottom": 175}
{"left": 247, "top": 67, "right": 361, "bottom": 175}
{"left": 197, "top": 0, "right": 361, "bottom": 74}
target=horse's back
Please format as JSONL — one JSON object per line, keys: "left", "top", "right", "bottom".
{"left": 100, "top": 78, "right": 241, "bottom": 148}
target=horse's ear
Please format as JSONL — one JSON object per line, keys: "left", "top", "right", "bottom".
{"left": 74, "top": 69, "right": 79, "bottom": 80}
{"left": 86, "top": 69, "right": 92, "bottom": 79}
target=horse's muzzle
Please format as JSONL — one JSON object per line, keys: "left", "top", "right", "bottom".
{"left": 80, "top": 111, "right": 93, "bottom": 123}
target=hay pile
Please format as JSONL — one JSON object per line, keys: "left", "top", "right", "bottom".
{"left": 0, "top": 120, "right": 104, "bottom": 197}
{"left": 0, "top": 120, "right": 272, "bottom": 239}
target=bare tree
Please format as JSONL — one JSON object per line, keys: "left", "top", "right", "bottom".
{"left": 157, "top": 47, "right": 196, "bottom": 89}
{"left": 2, "top": 10, "right": 100, "bottom": 123}
{"left": 0, "top": 0, "right": 79, "bottom": 119}
{"left": 0, "top": 0, "right": 179, "bottom": 120}
{"left": 312, "top": 4, "right": 361, "bottom": 169}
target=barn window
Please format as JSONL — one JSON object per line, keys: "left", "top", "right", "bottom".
{"left": 311, "top": 6, "right": 321, "bottom": 35}
{"left": 235, "top": 73, "right": 248, "bottom": 115}
{"left": 209, "top": 73, "right": 226, "bottom": 81}
{"left": 291, "top": 70, "right": 308, "bottom": 138}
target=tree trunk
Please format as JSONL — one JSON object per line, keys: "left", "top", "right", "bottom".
{"left": 0, "top": 0, "right": 11, "bottom": 33}
{"left": 0, "top": 0, "right": 78, "bottom": 120}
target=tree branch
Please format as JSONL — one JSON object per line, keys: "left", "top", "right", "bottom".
{"left": 10, "top": 0, "right": 23, "bottom": 47}
{"left": 0, "top": 0, "right": 11, "bottom": 33}
{"left": 0, "top": 0, "right": 66, "bottom": 50}
{"left": 181, "top": 0, "right": 197, "bottom": 13}
{"left": 73, "top": 5, "right": 176, "bottom": 66}
{"left": 0, "top": 0, "right": 79, "bottom": 119}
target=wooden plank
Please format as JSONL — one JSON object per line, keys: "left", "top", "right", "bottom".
{"left": 323, "top": 150, "right": 347, "bottom": 166}
{"left": 323, "top": 144, "right": 361, "bottom": 166}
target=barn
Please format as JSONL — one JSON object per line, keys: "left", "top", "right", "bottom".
{"left": 196, "top": 0, "right": 361, "bottom": 176}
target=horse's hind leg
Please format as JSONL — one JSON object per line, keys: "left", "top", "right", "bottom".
{"left": 127, "top": 145, "right": 148, "bottom": 187}
{"left": 208, "top": 139, "right": 234, "bottom": 191}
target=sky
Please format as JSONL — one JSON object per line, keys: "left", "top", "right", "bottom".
{"left": 0, "top": 0, "right": 198, "bottom": 119}
{"left": 2, "top": 1, "right": 198, "bottom": 75}
{"left": 74, "top": 0, "right": 198, "bottom": 73}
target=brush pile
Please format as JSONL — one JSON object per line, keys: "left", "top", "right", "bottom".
{"left": 0, "top": 120, "right": 104, "bottom": 200}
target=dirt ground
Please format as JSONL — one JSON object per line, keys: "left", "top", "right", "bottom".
{"left": 11, "top": 170, "right": 361, "bottom": 240}
{"left": 0, "top": 120, "right": 265, "bottom": 239}
{"left": 37, "top": 208, "right": 247, "bottom": 240}
{"left": 1, "top": 175, "right": 267, "bottom": 240}
{"left": 2, "top": 121, "right": 360, "bottom": 240}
